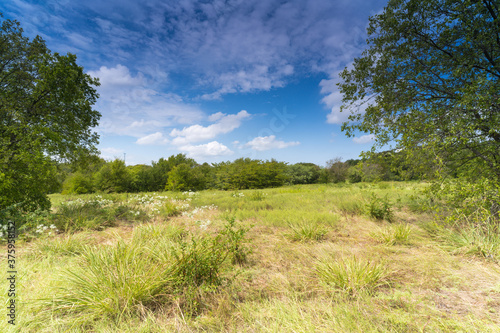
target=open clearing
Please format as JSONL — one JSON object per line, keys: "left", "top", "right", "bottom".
{"left": 3, "top": 182, "right": 500, "bottom": 332}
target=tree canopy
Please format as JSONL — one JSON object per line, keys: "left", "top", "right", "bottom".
{"left": 339, "top": 0, "right": 500, "bottom": 181}
{"left": 0, "top": 16, "right": 100, "bottom": 211}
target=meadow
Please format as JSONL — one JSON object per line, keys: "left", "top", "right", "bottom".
{"left": 2, "top": 182, "right": 500, "bottom": 332}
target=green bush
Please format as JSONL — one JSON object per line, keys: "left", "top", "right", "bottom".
{"left": 366, "top": 193, "right": 394, "bottom": 222}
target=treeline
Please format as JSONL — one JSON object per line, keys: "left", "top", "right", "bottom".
{"left": 55, "top": 151, "right": 428, "bottom": 194}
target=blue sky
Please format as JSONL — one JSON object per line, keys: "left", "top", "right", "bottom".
{"left": 1, "top": 0, "right": 387, "bottom": 166}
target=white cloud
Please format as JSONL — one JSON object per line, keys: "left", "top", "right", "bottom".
{"left": 200, "top": 65, "right": 294, "bottom": 100}
{"left": 89, "top": 64, "right": 144, "bottom": 88}
{"left": 243, "top": 135, "right": 300, "bottom": 151}
{"left": 352, "top": 134, "right": 375, "bottom": 144}
{"left": 180, "top": 141, "right": 233, "bottom": 158}
{"left": 319, "top": 70, "right": 371, "bottom": 125}
{"left": 88, "top": 64, "right": 205, "bottom": 137}
{"left": 100, "top": 147, "right": 124, "bottom": 160}
{"left": 136, "top": 132, "right": 169, "bottom": 145}
{"left": 100, "top": 147, "right": 124, "bottom": 155}
{"left": 170, "top": 110, "right": 250, "bottom": 145}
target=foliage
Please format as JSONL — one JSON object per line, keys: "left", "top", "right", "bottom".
{"left": 62, "top": 171, "right": 94, "bottom": 194}
{"left": 94, "top": 159, "right": 132, "bottom": 193}
{"left": 286, "top": 163, "right": 321, "bottom": 185}
{"left": 166, "top": 163, "right": 206, "bottom": 191}
{"left": 339, "top": 0, "right": 500, "bottom": 183}
{"left": 214, "top": 158, "right": 287, "bottom": 190}
{"left": 0, "top": 16, "right": 100, "bottom": 212}
{"left": 325, "top": 157, "right": 349, "bottom": 183}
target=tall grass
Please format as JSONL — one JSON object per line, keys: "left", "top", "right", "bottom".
{"left": 37, "top": 217, "right": 250, "bottom": 324}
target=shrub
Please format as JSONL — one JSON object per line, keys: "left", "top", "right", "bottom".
{"left": 366, "top": 193, "right": 394, "bottom": 222}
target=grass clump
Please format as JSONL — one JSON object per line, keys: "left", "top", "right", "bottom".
{"left": 161, "top": 201, "right": 182, "bottom": 217}
{"left": 249, "top": 191, "right": 266, "bottom": 201}
{"left": 316, "top": 256, "right": 390, "bottom": 296}
{"left": 44, "top": 240, "right": 173, "bottom": 324}
{"left": 440, "top": 208, "right": 500, "bottom": 260}
{"left": 39, "top": 217, "right": 250, "bottom": 325}
{"left": 287, "top": 221, "right": 327, "bottom": 242}
{"left": 370, "top": 223, "right": 412, "bottom": 246}
{"left": 28, "top": 232, "right": 96, "bottom": 257}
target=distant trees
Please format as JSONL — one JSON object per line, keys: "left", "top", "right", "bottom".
{"left": 213, "top": 158, "right": 288, "bottom": 190}
{"left": 57, "top": 150, "right": 430, "bottom": 196}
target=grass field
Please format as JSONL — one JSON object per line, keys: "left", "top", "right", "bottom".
{"left": 2, "top": 182, "right": 500, "bottom": 332}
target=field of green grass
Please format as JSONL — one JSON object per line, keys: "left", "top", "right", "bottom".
{"left": 2, "top": 182, "right": 500, "bottom": 332}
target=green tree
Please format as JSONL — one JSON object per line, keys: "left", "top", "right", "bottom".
{"left": 94, "top": 159, "right": 131, "bottom": 193}
{"left": 286, "top": 163, "right": 321, "bottom": 184}
{"left": 150, "top": 154, "right": 197, "bottom": 191}
{"left": 0, "top": 16, "right": 100, "bottom": 211}
{"left": 165, "top": 163, "right": 205, "bottom": 191}
{"left": 338, "top": 0, "right": 500, "bottom": 182}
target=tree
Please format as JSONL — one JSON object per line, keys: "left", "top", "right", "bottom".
{"left": 338, "top": 0, "right": 500, "bottom": 182}
{"left": 0, "top": 16, "right": 100, "bottom": 211}
{"left": 94, "top": 159, "right": 131, "bottom": 193}
{"left": 165, "top": 163, "right": 206, "bottom": 191}
{"left": 326, "top": 157, "right": 349, "bottom": 183}
{"left": 286, "top": 163, "right": 321, "bottom": 184}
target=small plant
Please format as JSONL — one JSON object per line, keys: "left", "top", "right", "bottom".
{"left": 249, "top": 191, "right": 266, "bottom": 201}
{"left": 162, "top": 201, "right": 182, "bottom": 217}
{"left": 287, "top": 221, "right": 327, "bottom": 242}
{"left": 366, "top": 193, "right": 394, "bottom": 222}
{"left": 316, "top": 256, "right": 389, "bottom": 296}
{"left": 370, "top": 223, "right": 411, "bottom": 245}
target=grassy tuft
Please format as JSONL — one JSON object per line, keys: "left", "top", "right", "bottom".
{"left": 287, "top": 221, "right": 328, "bottom": 242}
{"left": 316, "top": 256, "right": 390, "bottom": 296}
{"left": 370, "top": 223, "right": 412, "bottom": 246}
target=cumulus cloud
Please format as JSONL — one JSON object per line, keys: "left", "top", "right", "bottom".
{"left": 180, "top": 141, "right": 233, "bottom": 158}
{"left": 352, "top": 134, "right": 375, "bottom": 144}
{"left": 170, "top": 110, "right": 251, "bottom": 145}
{"left": 243, "top": 135, "right": 300, "bottom": 151}
{"left": 136, "top": 132, "right": 169, "bottom": 145}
